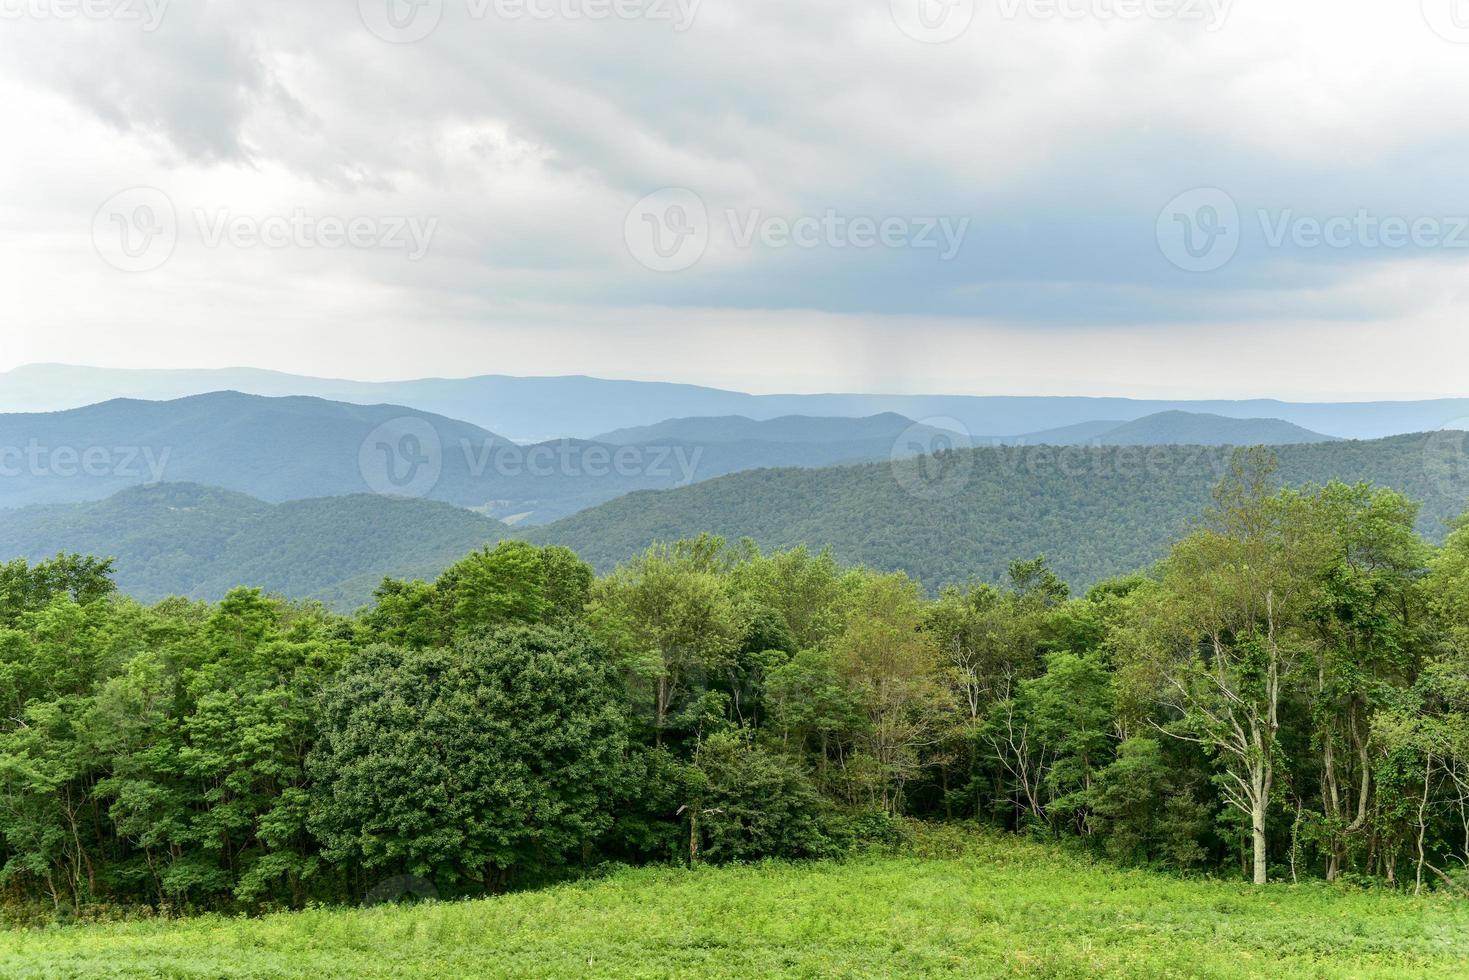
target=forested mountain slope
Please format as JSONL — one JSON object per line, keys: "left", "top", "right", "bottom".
{"left": 0, "top": 483, "right": 508, "bottom": 608}
{"left": 534, "top": 434, "right": 1469, "bottom": 588}
{"left": 5, "top": 434, "right": 1465, "bottom": 603}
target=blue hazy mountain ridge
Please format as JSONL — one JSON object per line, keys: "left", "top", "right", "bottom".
{"left": 1012, "top": 411, "right": 1337, "bottom": 446}
{"left": 592, "top": 413, "right": 965, "bottom": 445}
{"left": 600, "top": 411, "right": 1334, "bottom": 448}
{"left": 0, "top": 392, "right": 508, "bottom": 510}
{"left": 0, "top": 394, "right": 976, "bottom": 522}
{"left": 3, "top": 364, "right": 1467, "bottom": 442}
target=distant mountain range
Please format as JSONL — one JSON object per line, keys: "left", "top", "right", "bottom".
{"left": 1014, "top": 411, "right": 1336, "bottom": 446}
{"left": 602, "top": 410, "right": 1334, "bottom": 449}
{"left": 0, "top": 394, "right": 983, "bottom": 523}
{"left": 594, "top": 412, "right": 965, "bottom": 446}
{"left": 2, "top": 370, "right": 1463, "bottom": 606}
{"left": 4, "top": 364, "right": 1467, "bottom": 442}
{"left": 0, "top": 392, "right": 503, "bottom": 510}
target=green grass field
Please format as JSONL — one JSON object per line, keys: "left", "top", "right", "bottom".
{"left": 3, "top": 830, "right": 1466, "bottom": 979}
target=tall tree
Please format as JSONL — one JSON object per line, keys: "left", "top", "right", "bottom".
{"left": 1138, "top": 449, "right": 1326, "bottom": 884}
{"left": 590, "top": 541, "right": 746, "bottom": 743}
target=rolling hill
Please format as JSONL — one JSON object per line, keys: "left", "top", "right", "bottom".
{"left": 5, "top": 364, "right": 1469, "bottom": 442}
{"left": 0, "top": 483, "right": 509, "bottom": 609}
{"left": 531, "top": 432, "right": 1469, "bottom": 589}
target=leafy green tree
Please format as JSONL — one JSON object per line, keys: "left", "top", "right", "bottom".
{"left": 728, "top": 543, "right": 848, "bottom": 650}
{"left": 309, "top": 625, "right": 628, "bottom": 893}
{"left": 765, "top": 649, "right": 866, "bottom": 795}
{"left": 1024, "top": 652, "right": 1115, "bottom": 834}
{"left": 1301, "top": 482, "right": 1427, "bottom": 880}
{"left": 0, "top": 554, "right": 116, "bottom": 626}
{"left": 590, "top": 541, "right": 747, "bottom": 743}
{"left": 1133, "top": 449, "right": 1327, "bottom": 884}
{"left": 365, "top": 543, "right": 595, "bottom": 648}
{"left": 689, "top": 732, "right": 843, "bottom": 863}
{"left": 831, "top": 572, "right": 951, "bottom": 814}
{"left": 1093, "top": 738, "right": 1210, "bottom": 868}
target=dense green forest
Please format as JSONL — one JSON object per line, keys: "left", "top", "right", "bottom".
{"left": 2, "top": 448, "right": 1469, "bottom": 916}
{"left": 535, "top": 433, "right": 1469, "bottom": 586}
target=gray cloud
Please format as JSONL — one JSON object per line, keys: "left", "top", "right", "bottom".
{"left": 0, "top": 0, "right": 1467, "bottom": 394}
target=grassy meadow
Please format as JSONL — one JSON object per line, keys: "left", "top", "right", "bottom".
{"left": 2, "top": 829, "right": 1465, "bottom": 979}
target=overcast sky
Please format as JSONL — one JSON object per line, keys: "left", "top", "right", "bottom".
{"left": 2, "top": 0, "right": 1467, "bottom": 398}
